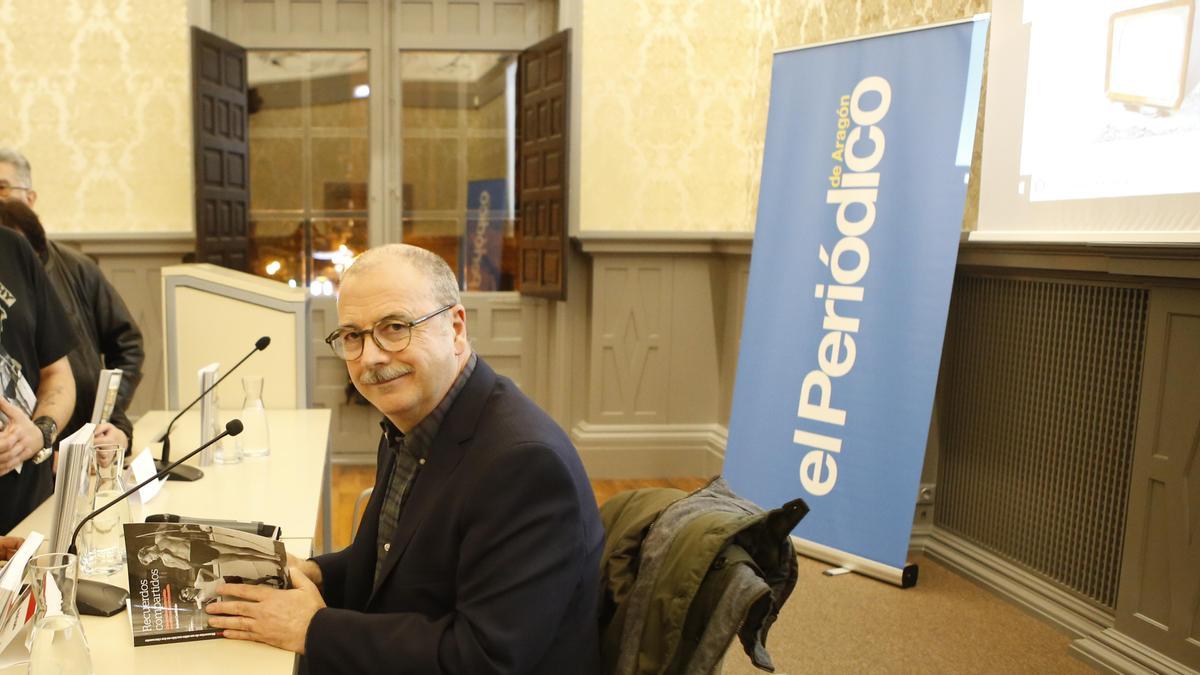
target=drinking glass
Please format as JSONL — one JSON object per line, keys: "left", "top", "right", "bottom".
{"left": 212, "top": 394, "right": 242, "bottom": 465}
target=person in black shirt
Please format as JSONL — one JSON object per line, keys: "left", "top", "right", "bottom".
{"left": 0, "top": 227, "right": 76, "bottom": 535}
{"left": 0, "top": 199, "right": 143, "bottom": 450}
{"left": 0, "top": 149, "right": 143, "bottom": 451}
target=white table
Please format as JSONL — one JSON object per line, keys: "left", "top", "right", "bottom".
{"left": 128, "top": 410, "right": 333, "bottom": 553}
{"left": 2, "top": 408, "right": 331, "bottom": 674}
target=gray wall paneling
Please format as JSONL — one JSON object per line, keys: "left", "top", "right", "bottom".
{"left": 1110, "top": 286, "right": 1200, "bottom": 671}
{"left": 570, "top": 235, "right": 751, "bottom": 479}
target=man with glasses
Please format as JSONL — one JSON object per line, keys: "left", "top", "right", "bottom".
{"left": 0, "top": 149, "right": 143, "bottom": 452}
{"left": 208, "top": 244, "right": 604, "bottom": 674}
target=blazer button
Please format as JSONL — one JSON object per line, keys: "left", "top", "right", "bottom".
{"left": 418, "top": 458, "right": 426, "bottom": 465}
{"left": 383, "top": 543, "right": 391, "bottom": 552}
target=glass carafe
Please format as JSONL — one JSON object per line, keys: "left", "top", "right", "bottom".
{"left": 236, "top": 375, "right": 271, "bottom": 458}
{"left": 28, "top": 553, "right": 93, "bottom": 675}
{"left": 80, "top": 443, "right": 130, "bottom": 576}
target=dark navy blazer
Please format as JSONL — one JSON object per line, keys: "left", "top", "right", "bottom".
{"left": 305, "top": 357, "right": 603, "bottom": 674}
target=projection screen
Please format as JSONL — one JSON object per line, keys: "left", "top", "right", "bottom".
{"left": 976, "top": 0, "right": 1200, "bottom": 243}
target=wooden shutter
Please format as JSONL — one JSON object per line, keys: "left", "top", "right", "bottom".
{"left": 517, "top": 30, "right": 570, "bottom": 300}
{"left": 191, "top": 27, "right": 250, "bottom": 272}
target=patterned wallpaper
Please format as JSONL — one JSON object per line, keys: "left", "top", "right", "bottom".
{"left": 0, "top": 0, "right": 193, "bottom": 234}
{"left": 579, "top": 0, "right": 990, "bottom": 233}
{"left": 0, "top": 0, "right": 991, "bottom": 236}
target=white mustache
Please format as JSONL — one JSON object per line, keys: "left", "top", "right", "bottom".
{"left": 359, "top": 365, "right": 413, "bottom": 384}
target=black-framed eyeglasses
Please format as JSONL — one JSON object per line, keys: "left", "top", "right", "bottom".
{"left": 324, "top": 304, "right": 455, "bottom": 361}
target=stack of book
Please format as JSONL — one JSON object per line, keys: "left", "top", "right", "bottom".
{"left": 48, "top": 424, "right": 96, "bottom": 554}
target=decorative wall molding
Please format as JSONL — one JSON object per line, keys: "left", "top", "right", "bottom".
{"left": 570, "top": 420, "right": 726, "bottom": 479}
{"left": 921, "top": 527, "right": 1113, "bottom": 634}
{"left": 54, "top": 231, "right": 196, "bottom": 257}
{"left": 1115, "top": 288, "right": 1200, "bottom": 667}
{"left": 577, "top": 242, "right": 748, "bottom": 476}
{"left": 918, "top": 527, "right": 1198, "bottom": 675}
{"left": 462, "top": 291, "right": 527, "bottom": 390}
{"left": 958, "top": 241, "right": 1200, "bottom": 281}
{"left": 576, "top": 233, "right": 1200, "bottom": 280}
{"left": 577, "top": 231, "right": 753, "bottom": 256}
{"left": 1073, "top": 628, "right": 1200, "bottom": 675}
{"left": 589, "top": 258, "right": 670, "bottom": 424}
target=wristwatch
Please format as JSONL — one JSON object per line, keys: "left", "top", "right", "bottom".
{"left": 31, "top": 416, "right": 57, "bottom": 464}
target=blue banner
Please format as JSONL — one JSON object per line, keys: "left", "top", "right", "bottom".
{"left": 724, "top": 18, "right": 989, "bottom": 571}
{"left": 461, "top": 179, "right": 508, "bottom": 291}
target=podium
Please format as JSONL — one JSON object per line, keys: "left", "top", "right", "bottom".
{"left": 162, "top": 264, "right": 310, "bottom": 410}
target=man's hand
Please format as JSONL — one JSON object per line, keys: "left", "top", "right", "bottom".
{"left": 93, "top": 423, "right": 129, "bottom": 450}
{"left": 0, "top": 397, "right": 42, "bottom": 476}
{"left": 286, "top": 554, "right": 323, "bottom": 589}
{"left": 0, "top": 536, "right": 24, "bottom": 561}
{"left": 206, "top": 566, "right": 326, "bottom": 654}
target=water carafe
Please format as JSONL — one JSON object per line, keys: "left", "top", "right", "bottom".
{"left": 80, "top": 443, "right": 130, "bottom": 576}
{"left": 236, "top": 375, "right": 270, "bottom": 458}
{"left": 28, "top": 553, "right": 93, "bottom": 675}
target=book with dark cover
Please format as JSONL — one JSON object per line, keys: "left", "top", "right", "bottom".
{"left": 123, "top": 522, "right": 289, "bottom": 647}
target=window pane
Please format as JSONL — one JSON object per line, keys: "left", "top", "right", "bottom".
{"left": 311, "top": 217, "right": 369, "bottom": 297}
{"left": 249, "top": 218, "right": 306, "bottom": 289}
{"left": 311, "top": 136, "right": 369, "bottom": 212}
{"left": 400, "top": 51, "right": 518, "bottom": 291}
{"left": 404, "top": 137, "right": 460, "bottom": 211}
{"left": 248, "top": 50, "right": 370, "bottom": 295}
{"left": 249, "top": 137, "right": 303, "bottom": 211}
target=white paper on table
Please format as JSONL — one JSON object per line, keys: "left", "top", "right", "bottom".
{"left": 129, "top": 447, "right": 163, "bottom": 504}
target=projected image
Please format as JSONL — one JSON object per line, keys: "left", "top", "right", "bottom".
{"left": 1019, "top": 0, "right": 1200, "bottom": 202}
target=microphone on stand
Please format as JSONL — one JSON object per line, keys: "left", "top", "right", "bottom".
{"left": 69, "top": 420, "right": 244, "bottom": 617}
{"left": 156, "top": 336, "right": 270, "bottom": 481}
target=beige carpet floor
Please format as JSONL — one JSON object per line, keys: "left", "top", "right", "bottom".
{"left": 329, "top": 468, "right": 1096, "bottom": 674}
{"left": 720, "top": 554, "right": 1097, "bottom": 675}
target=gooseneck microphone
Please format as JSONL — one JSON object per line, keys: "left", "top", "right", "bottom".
{"left": 71, "top": 419, "right": 244, "bottom": 557}
{"left": 156, "top": 336, "right": 270, "bottom": 481}
{"left": 69, "top": 419, "right": 244, "bottom": 617}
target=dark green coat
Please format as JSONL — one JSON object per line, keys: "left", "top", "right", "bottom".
{"left": 599, "top": 478, "right": 808, "bottom": 675}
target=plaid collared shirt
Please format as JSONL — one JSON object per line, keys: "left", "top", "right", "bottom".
{"left": 373, "top": 353, "right": 477, "bottom": 584}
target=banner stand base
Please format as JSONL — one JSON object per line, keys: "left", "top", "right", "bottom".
{"left": 792, "top": 536, "right": 919, "bottom": 589}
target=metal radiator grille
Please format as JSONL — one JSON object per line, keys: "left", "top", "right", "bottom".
{"left": 936, "top": 274, "right": 1148, "bottom": 609}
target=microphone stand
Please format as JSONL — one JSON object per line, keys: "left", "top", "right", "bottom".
{"left": 70, "top": 420, "right": 244, "bottom": 616}
{"left": 157, "top": 337, "right": 269, "bottom": 481}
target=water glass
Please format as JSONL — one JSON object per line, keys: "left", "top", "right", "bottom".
{"left": 80, "top": 443, "right": 130, "bottom": 576}
{"left": 212, "top": 406, "right": 242, "bottom": 465}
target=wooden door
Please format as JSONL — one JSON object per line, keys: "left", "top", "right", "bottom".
{"left": 192, "top": 27, "right": 250, "bottom": 271}
{"left": 517, "top": 30, "right": 570, "bottom": 300}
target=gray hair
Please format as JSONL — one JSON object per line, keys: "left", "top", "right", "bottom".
{"left": 0, "top": 148, "right": 32, "bottom": 187}
{"left": 342, "top": 244, "right": 461, "bottom": 307}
